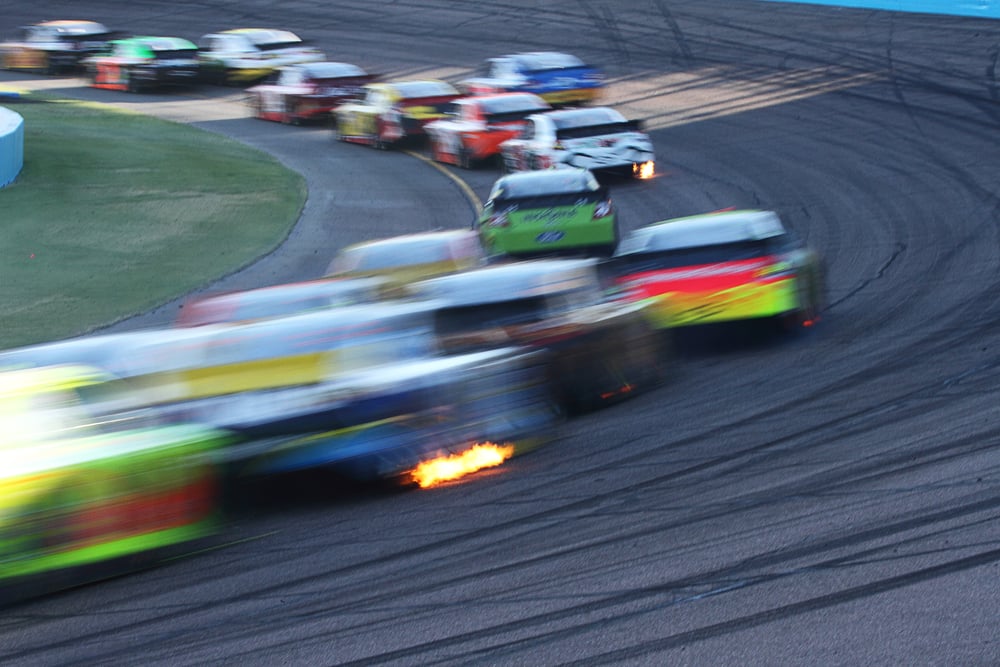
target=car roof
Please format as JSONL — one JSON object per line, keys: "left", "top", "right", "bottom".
{"left": 119, "top": 36, "right": 197, "bottom": 51}
{"left": 615, "top": 210, "right": 787, "bottom": 255}
{"left": 459, "top": 92, "right": 550, "bottom": 114}
{"left": 412, "top": 259, "right": 599, "bottom": 306}
{"left": 0, "top": 364, "right": 110, "bottom": 397}
{"left": 504, "top": 51, "right": 586, "bottom": 69}
{"left": 179, "top": 277, "right": 386, "bottom": 326}
{"left": 294, "top": 61, "right": 367, "bottom": 78}
{"left": 537, "top": 106, "right": 626, "bottom": 130}
{"left": 220, "top": 28, "right": 302, "bottom": 44}
{"left": 36, "top": 20, "right": 110, "bottom": 35}
{"left": 491, "top": 168, "right": 599, "bottom": 198}
{"left": 332, "top": 230, "right": 482, "bottom": 272}
{"left": 374, "top": 80, "right": 458, "bottom": 99}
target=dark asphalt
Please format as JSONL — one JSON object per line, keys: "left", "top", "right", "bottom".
{"left": 1, "top": 2, "right": 999, "bottom": 665}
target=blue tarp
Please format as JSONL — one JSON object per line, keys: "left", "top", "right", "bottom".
{"left": 762, "top": 0, "right": 1000, "bottom": 18}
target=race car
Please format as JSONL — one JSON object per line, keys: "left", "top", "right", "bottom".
{"left": 499, "top": 106, "right": 655, "bottom": 179}
{"left": 606, "top": 209, "right": 826, "bottom": 331}
{"left": 325, "top": 230, "right": 488, "bottom": 294}
{"left": 458, "top": 51, "right": 605, "bottom": 106}
{"left": 0, "top": 20, "right": 115, "bottom": 74}
{"left": 425, "top": 92, "right": 551, "bottom": 168}
{"left": 245, "top": 61, "right": 377, "bottom": 125}
{"left": 0, "top": 364, "right": 229, "bottom": 604}
{"left": 475, "top": 169, "right": 619, "bottom": 259}
{"left": 175, "top": 277, "right": 386, "bottom": 327}
{"left": 84, "top": 36, "right": 200, "bottom": 93}
{"left": 332, "top": 80, "right": 462, "bottom": 149}
{"left": 0, "top": 302, "right": 561, "bottom": 485}
{"left": 411, "top": 258, "right": 668, "bottom": 414}
{"left": 196, "top": 28, "right": 324, "bottom": 85}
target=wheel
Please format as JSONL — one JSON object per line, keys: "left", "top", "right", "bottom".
{"left": 458, "top": 147, "right": 472, "bottom": 170}
{"left": 332, "top": 118, "right": 345, "bottom": 142}
{"left": 373, "top": 133, "right": 388, "bottom": 151}
{"left": 286, "top": 101, "right": 301, "bottom": 126}
{"left": 125, "top": 68, "right": 141, "bottom": 94}
{"left": 528, "top": 154, "right": 541, "bottom": 171}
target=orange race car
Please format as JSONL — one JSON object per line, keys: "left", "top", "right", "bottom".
{"left": 425, "top": 92, "right": 551, "bottom": 169}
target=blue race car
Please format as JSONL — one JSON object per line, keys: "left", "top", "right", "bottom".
{"left": 459, "top": 52, "right": 605, "bottom": 106}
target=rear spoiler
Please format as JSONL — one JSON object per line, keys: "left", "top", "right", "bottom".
{"left": 555, "top": 119, "right": 644, "bottom": 141}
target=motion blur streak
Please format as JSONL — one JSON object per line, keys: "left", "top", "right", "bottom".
{"left": 408, "top": 443, "right": 514, "bottom": 488}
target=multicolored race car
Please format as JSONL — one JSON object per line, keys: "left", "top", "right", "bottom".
{"left": 607, "top": 209, "right": 826, "bottom": 331}
{"left": 411, "top": 258, "right": 668, "bottom": 414}
{"left": 333, "top": 80, "right": 462, "bottom": 149}
{"left": 84, "top": 36, "right": 200, "bottom": 93}
{"left": 475, "top": 169, "right": 619, "bottom": 259}
{"left": 0, "top": 364, "right": 229, "bottom": 604}
{"left": 0, "top": 20, "right": 114, "bottom": 74}
{"left": 197, "top": 28, "right": 325, "bottom": 85}
{"left": 499, "top": 106, "right": 655, "bottom": 179}
{"left": 425, "top": 92, "right": 552, "bottom": 168}
{"left": 0, "top": 302, "right": 560, "bottom": 485}
{"left": 459, "top": 52, "right": 605, "bottom": 106}
{"left": 245, "top": 61, "right": 377, "bottom": 125}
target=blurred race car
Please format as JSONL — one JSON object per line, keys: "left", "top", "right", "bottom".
{"left": 607, "top": 209, "right": 826, "bottom": 331}
{"left": 245, "top": 61, "right": 377, "bottom": 125}
{"left": 0, "top": 364, "right": 229, "bottom": 605}
{"left": 0, "top": 20, "right": 115, "bottom": 74}
{"left": 84, "top": 36, "right": 200, "bottom": 93}
{"left": 459, "top": 51, "right": 605, "bottom": 106}
{"left": 333, "top": 80, "right": 462, "bottom": 149}
{"left": 499, "top": 106, "right": 655, "bottom": 179}
{"left": 411, "top": 259, "right": 667, "bottom": 413}
{"left": 425, "top": 92, "right": 551, "bottom": 169}
{"left": 176, "top": 277, "right": 386, "bottom": 327}
{"left": 197, "top": 28, "right": 324, "bottom": 85}
{"left": 475, "top": 169, "right": 618, "bottom": 259}
{"left": 325, "top": 230, "right": 487, "bottom": 294}
{"left": 0, "top": 303, "right": 560, "bottom": 484}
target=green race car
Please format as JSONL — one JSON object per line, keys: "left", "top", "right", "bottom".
{"left": 0, "top": 364, "right": 229, "bottom": 604}
{"left": 475, "top": 168, "right": 619, "bottom": 259}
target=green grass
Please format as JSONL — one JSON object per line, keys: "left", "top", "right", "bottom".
{"left": 0, "top": 97, "right": 306, "bottom": 350}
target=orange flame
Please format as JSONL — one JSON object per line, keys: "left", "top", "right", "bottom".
{"left": 634, "top": 161, "right": 655, "bottom": 180}
{"left": 409, "top": 442, "right": 515, "bottom": 488}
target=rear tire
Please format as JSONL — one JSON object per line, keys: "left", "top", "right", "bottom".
{"left": 125, "top": 69, "right": 141, "bottom": 94}
{"left": 458, "top": 147, "right": 472, "bottom": 170}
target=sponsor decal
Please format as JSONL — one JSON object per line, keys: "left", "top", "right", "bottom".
{"left": 535, "top": 231, "right": 565, "bottom": 244}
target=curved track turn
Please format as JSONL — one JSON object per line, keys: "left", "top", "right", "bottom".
{"left": 2, "top": 1, "right": 1000, "bottom": 664}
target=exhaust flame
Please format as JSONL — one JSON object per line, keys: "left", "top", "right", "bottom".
{"left": 634, "top": 161, "right": 655, "bottom": 180}
{"left": 409, "top": 442, "right": 515, "bottom": 488}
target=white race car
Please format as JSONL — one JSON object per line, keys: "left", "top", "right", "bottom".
{"left": 499, "top": 106, "right": 655, "bottom": 179}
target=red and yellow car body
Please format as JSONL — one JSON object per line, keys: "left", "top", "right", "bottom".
{"left": 425, "top": 92, "right": 551, "bottom": 168}
{"left": 608, "top": 210, "right": 826, "bottom": 330}
{"left": 333, "top": 80, "right": 461, "bottom": 148}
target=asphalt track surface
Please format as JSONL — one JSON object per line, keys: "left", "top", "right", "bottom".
{"left": 3, "top": 2, "right": 1000, "bottom": 664}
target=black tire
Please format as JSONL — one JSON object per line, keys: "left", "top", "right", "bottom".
{"left": 125, "top": 68, "right": 141, "bottom": 94}
{"left": 458, "top": 147, "right": 472, "bottom": 170}
{"left": 332, "top": 118, "right": 345, "bottom": 142}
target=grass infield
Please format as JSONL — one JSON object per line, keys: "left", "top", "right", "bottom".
{"left": 0, "top": 96, "right": 306, "bottom": 350}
